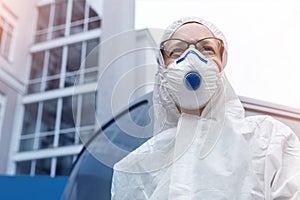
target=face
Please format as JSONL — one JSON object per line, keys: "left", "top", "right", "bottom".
{"left": 162, "top": 23, "right": 223, "bottom": 71}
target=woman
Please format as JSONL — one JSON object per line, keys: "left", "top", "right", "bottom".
{"left": 111, "top": 17, "right": 300, "bottom": 199}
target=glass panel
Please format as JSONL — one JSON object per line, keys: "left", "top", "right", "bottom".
{"left": 36, "top": 158, "right": 51, "bottom": 175}
{"left": 65, "top": 42, "right": 82, "bottom": 87}
{"left": 85, "top": 38, "right": 99, "bottom": 68}
{"left": 3, "top": 32, "right": 11, "bottom": 58}
{"left": 86, "top": 38, "right": 99, "bottom": 55}
{"left": 16, "top": 161, "right": 31, "bottom": 175}
{"left": 80, "top": 93, "right": 95, "bottom": 126}
{"left": 71, "top": 0, "right": 85, "bottom": 22}
{"left": 70, "top": 24, "right": 84, "bottom": 35}
{"left": 48, "top": 47, "right": 62, "bottom": 76}
{"left": 0, "top": 18, "right": 13, "bottom": 58}
{"left": 59, "top": 132, "right": 75, "bottom": 147}
{"left": 56, "top": 155, "right": 73, "bottom": 176}
{"left": 38, "top": 134, "right": 54, "bottom": 149}
{"left": 46, "top": 47, "right": 62, "bottom": 91}
{"left": 30, "top": 51, "right": 45, "bottom": 80}
{"left": 52, "top": 0, "right": 67, "bottom": 38}
{"left": 40, "top": 99, "right": 57, "bottom": 132}
{"left": 64, "top": 76, "right": 77, "bottom": 88}
{"left": 37, "top": 5, "right": 50, "bottom": 31}
{"left": 70, "top": 0, "right": 85, "bottom": 35}
{"left": 67, "top": 42, "right": 82, "bottom": 72}
{"left": 35, "top": 32, "right": 48, "bottom": 43}
{"left": 88, "top": 7, "right": 101, "bottom": 30}
{"left": 88, "top": 19, "right": 101, "bottom": 30}
{"left": 60, "top": 96, "right": 75, "bottom": 129}
{"left": 71, "top": 94, "right": 79, "bottom": 125}
{"left": 54, "top": 0, "right": 67, "bottom": 26}
{"left": 84, "top": 71, "right": 97, "bottom": 83}
{"left": 22, "top": 103, "right": 38, "bottom": 135}
{"left": 89, "top": 7, "right": 98, "bottom": 18}
{"left": 78, "top": 127, "right": 94, "bottom": 143}
{"left": 52, "top": 27, "right": 65, "bottom": 39}
{"left": 45, "top": 78, "right": 60, "bottom": 91}
{"left": 27, "top": 82, "right": 42, "bottom": 94}
{"left": 19, "top": 138, "right": 35, "bottom": 151}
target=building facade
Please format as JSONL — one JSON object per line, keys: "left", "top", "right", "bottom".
{"left": 0, "top": 0, "right": 37, "bottom": 174}
{"left": 0, "top": 0, "right": 152, "bottom": 177}
{"left": 0, "top": 0, "right": 102, "bottom": 176}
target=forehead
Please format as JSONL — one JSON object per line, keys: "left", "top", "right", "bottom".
{"left": 171, "top": 22, "right": 214, "bottom": 42}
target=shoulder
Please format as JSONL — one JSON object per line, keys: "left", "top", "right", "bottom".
{"left": 246, "top": 115, "right": 293, "bottom": 135}
{"left": 114, "top": 127, "right": 177, "bottom": 172}
{"left": 245, "top": 115, "right": 298, "bottom": 149}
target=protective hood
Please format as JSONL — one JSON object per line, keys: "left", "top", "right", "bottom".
{"left": 153, "top": 16, "right": 230, "bottom": 134}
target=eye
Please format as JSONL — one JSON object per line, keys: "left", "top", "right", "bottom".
{"left": 169, "top": 48, "right": 184, "bottom": 58}
{"left": 199, "top": 46, "right": 215, "bottom": 55}
{"left": 203, "top": 47, "right": 213, "bottom": 52}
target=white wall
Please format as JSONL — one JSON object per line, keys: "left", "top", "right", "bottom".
{"left": 0, "top": 0, "right": 37, "bottom": 83}
{"left": 0, "top": 0, "right": 37, "bottom": 174}
{"left": 97, "top": 0, "right": 137, "bottom": 124}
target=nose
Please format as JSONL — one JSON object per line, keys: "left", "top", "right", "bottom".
{"left": 184, "top": 72, "right": 201, "bottom": 90}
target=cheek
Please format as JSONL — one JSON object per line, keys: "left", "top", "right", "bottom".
{"left": 211, "top": 57, "right": 223, "bottom": 72}
{"left": 164, "top": 58, "right": 173, "bottom": 68}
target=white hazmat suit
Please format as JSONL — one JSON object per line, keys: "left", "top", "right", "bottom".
{"left": 111, "top": 17, "right": 300, "bottom": 200}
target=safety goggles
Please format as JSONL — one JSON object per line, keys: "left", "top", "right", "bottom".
{"left": 160, "top": 37, "right": 223, "bottom": 59}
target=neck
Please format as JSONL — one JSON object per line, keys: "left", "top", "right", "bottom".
{"left": 177, "top": 105, "right": 204, "bottom": 116}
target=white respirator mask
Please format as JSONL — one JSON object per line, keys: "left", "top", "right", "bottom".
{"left": 161, "top": 48, "right": 221, "bottom": 110}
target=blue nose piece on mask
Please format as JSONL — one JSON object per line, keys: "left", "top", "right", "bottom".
{"left": 184, "top": 72, "right": 201, "bottom": 90}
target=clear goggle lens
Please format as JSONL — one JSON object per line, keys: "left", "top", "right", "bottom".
{"left": 160, "top": 37, "right": 223, "bottom": 59}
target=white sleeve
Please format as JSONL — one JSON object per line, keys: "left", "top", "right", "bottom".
{"left": 111, "top": 169, "right": 149, "bottom": 200}
{"left": 270, "top": 130, "right": 300, "bottom": 200}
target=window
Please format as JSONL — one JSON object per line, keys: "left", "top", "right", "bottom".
{"left": 35, "top": 0, "right": 101, "bottom": 43}
{"left": 18, "top": 82, "right": 97, "bottom": 176}
{"left": 16, "top": 155, "right": 77, "bottom": 176}
{"left": 36, "top": 5, "right": 50, "bottom": 42}
{"left": 17, "top": 92, "right": 96, "bottom": 176}
{"left": 65, "top": 42, "right": 82, "bottom": 87}
{"left": 59, "top": 96, "right": 77, "bottom": 147}
{"left": 20, "top": 92, "right": 96, "bottom": 152}
{"left": 27, "top": 38, "right": 99, "bottom": 94}
{"left": 46, "top": 47, "right": 62, "bottom": 91}
{"left": 56, "top": 155, "right": 74, "bottom": 175}
{"left": 0, "top": 15, "right": 14, "bottom": 60}
{"left": 70, "top": 0, "right": 85, "bottom": 35}
{"left": 15, "top": 0, "right": 101, "bottom": 177}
